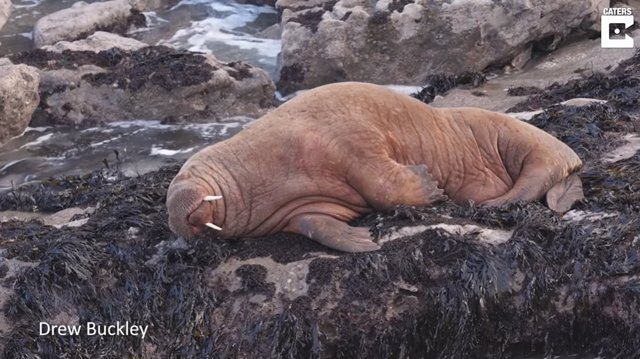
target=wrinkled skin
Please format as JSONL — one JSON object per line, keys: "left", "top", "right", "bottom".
{"left": 167, "top": 82, "right": 583, "bottom": 252}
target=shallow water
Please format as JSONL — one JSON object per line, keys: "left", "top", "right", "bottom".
{"left": 0, "top": 0, "right": 280, "bottom": 76}
{"left": 0, "top": 0, "right": 280, "bottom": 191}
{"left": 0, "top": 0, "right": 101, "bottom": 54}
{"left": 0, "top": 119, "right": 249, "bottom": 191}
{"left": 135, "top": 0, "right": 280, "bottom": 77}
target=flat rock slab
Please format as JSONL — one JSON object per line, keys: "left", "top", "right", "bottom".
{"left": 33, "top": 0, "right": 142, "bottom": 47}
{"left": 41, "top": 31, "right": 148, "bottom": 53}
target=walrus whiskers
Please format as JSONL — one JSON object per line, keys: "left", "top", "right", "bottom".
{"left": 204, "top": 195, "right": 223, "bottom": 201}
{"left": 206, "top": 223, "right": 222, "bottom": 231}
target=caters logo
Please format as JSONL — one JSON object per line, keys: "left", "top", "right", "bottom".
{"left": 601, "top": 7, "right": 634, "bottom": 48}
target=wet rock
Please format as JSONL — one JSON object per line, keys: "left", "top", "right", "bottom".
{"left": 0, "top": 61, "right": 40, "bottom": 145}
{"left": 41, "top": 32, "right": 148, "bottom": 53}
{"left": 9, "top": 46, "right": 275, "bottom": 126}
{"left": 33, "top": 0, "right": 145, "bottom": 48}
{"left": 0, "top": 0, "right": 10, "bottom": 33}
{"left": 276, "top": 0, "right": 607, "bottom": 94}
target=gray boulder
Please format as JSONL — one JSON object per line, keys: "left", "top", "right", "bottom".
{"left": 33, "top": 0, "right": 143, "bottom": 48}
{"left": 9, "top": 46, "right": 275, "bottom": 126}
{"left": 0, "top": 0, "right": 10, "bottom": 32}
{"left": 276, "top": 0, "right": 609, "bottom": 94}
{"left": 0, "top": 60, "right": 40, "bottom": 145}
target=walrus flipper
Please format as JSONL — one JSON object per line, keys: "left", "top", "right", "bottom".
{"left": 546, "top": 174, "right": 584, "bottom": 213}
{"left": 348, "top": 162, "right": 446, "bottom": 210}
{"left": 285, "top": 214, "right": 381, "bottom": 253}
{"left": 482, "top": 170, "right": 583, "bottom": 213}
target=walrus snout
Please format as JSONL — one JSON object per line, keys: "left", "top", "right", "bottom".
{"left": 166, "top": 183, "right": 220, "bottom": 239}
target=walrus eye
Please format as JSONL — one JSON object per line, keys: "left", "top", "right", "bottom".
{"left": 204, "top": 195, "right": 223, "bottom": 201}
{"left": 206, "top": 223, "right": 223, "bottom": 231}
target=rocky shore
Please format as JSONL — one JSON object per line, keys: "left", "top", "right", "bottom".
{"left": 1, "top": 0, "right": 640, "bottom": 357}
{"left": 1, "top": 56, "right": 640, "bottom": 356}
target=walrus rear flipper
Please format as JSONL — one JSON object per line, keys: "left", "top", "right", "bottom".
{"left": 546, "top": 174, "right": 584, "bottom": 213}
{"left": 285, "top": 214, "right": 381, "bottom": 253}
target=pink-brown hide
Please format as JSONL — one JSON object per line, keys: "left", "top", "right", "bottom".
{"left": 166, "top": 82, "right": 583, "bottom": 252}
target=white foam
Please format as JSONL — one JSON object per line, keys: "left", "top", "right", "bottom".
{"left": 385, "top": 85, "right": 424, "bottom": 96}
{"left": 150, "top": 145, "right": 195, "bottom": 156}
{"left": 19, "top": 133, "right": 53, "bottom": 149}
{"left": 162, "top": 0, "right": 280, "bottom": 60}
{"left": 107, "top": 120, "right": 171, "bottom": 130}
{"left": 23, "top": 126, "right": 51, "bottom": 133}
{"left": 90, "top": 135, "right": 123, "bottom": 148}
{"left": 143, "top": 11, "right": 169, "bottom": 27}
{"left": 0, "top": 160, "right": 24, "bottom": 173}
{"left": 18, "top": 32, "right": 33, "bottom": 40}
{"left": 12, "top": 0, "right": 43, "bottom": 9}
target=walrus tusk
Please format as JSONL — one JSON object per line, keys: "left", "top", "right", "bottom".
{"left": 204, "top": 195, "right": 223, "bottom": 201}
{"left": 206, "top": 222, "right": 223, "bottom": 231}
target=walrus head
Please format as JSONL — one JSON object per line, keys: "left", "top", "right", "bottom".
{"left": 166, "top": 174, "right": 224, "bottom": 239}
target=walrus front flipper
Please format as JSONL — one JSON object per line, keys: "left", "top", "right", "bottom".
{"left": 348, "top": 162, "right": 446, "bottom": 210}
{"left": 546, "top": 174, "right": 584, "bottom": 213}
{"left": 482, "top": 172, "right": 583, "bottom": 213}
{"left": 285, "top": 214, "right": 381, "bottom": 253}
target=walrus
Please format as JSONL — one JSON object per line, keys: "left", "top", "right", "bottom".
{"left": 166, "top": 82, "right": 583, "bottom": 252}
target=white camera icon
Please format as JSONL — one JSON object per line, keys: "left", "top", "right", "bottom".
{"left": 601, "top": 15, "right": 634, "bottom": 48}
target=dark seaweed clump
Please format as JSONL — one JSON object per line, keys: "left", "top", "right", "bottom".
{"left": 527, "top": 103, "right": 636, "bottom": 161}
{"left": 1, "top": 52, "right": 640, "bottom": 359}
{"left": 412, "top": 72, "right": 487, "bottom": 104}
{"left": 83, "top": 46, "right": 214, "bottom": 91}
{"left": 10, "top": 46, "right": 214, "bottom": 91}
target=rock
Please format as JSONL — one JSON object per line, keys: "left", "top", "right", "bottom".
{"left": 258, "top": 23, "right": 281, "bottom": 40}
{"left": 33, "top": 0, "right": 145, "bottom": 48}
{"left": 9, "top": 46, "right": 275, "bottom": 126}
{"left": 0, "top": 0, "right": 10, "bottom": 32}
{"left": 0, "top": 61, "right": 40, "bottom": 145}
{"left": 41, "top": 32, "right": 148, "bottom": 53}
{"left": 276, "top": 0, "right": 609, "bottom": 94}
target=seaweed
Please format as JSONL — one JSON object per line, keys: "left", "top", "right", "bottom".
{"left": 412, "top": 72, "right": 487, "bottom": 104}
{"left": 507, "top": 49, "right": 640, "bottom": 113}
{"left": 2, "top": 47, "right": 640, "bottom": 359}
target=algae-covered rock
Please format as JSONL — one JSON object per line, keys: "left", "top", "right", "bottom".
{"left": 9, "top": 46, "right": 276, "bottom": 125}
